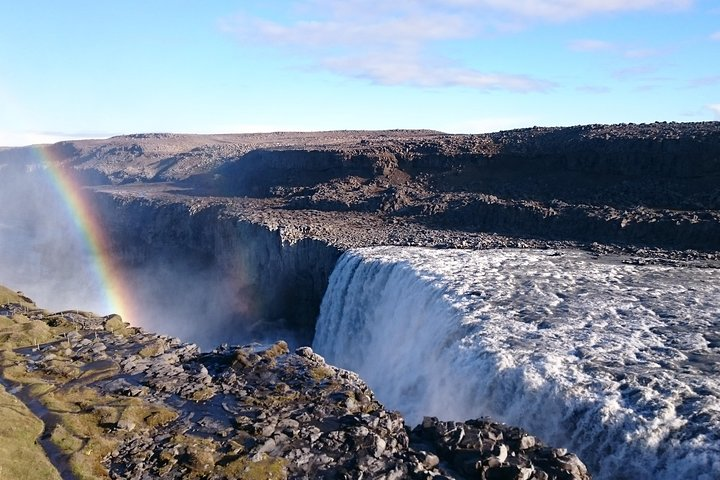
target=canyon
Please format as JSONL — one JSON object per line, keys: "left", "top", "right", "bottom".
{"left": 1, "top": 122, "right": 719, "bottom": 479}
{"left": 89, "top": 123, "right": 720, "bottom": 343}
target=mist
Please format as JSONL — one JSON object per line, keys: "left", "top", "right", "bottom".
{"left": 0, "top": 148, "right": 310, "bottom": 351}
{"left": 0, "top": 156, "right": 110, "bottom": 314}
{"left": 122, "top": 255, "right": 309, "bottom": 350}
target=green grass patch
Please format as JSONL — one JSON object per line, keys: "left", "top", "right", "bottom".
{"left": 104, "top": 314, "right": 133, "bottom": 336}
{"left": 69, "top": 441, "right": 116, "bottom": 480}
{"left": 26, "top": 382, "right": 55, "bottom": 397}
{"left": 218, "top": 454, "right": 288, "bottom": 480}
{"left": 11, "top": 312, "right": 30, "bottom": 323}
{"left": 50, "top": 422, "right": 84, "bottom": 454}
{"left": 0, "top": 383, "right": 62, "bottom": 480}
{"left": 0, "top": 283, "right": 184, "bottom": 479}
{"left": 0, "top": 285, "right": 35, "bottom": 307}
{"left": 309, "top": 365, "right": 335, "bottom": 382}
{"left": 0, "top": 348, "right": 21, "bottom": 364}
{"left": 169, "top": 434, "right": 218, "bottom": 478}
{"left": 145, "top": 407, "right": 179, "bottom": 428}
{"left": 0, "top": 318, "right": 55, "bottom": 349}
{"left": 2, "top": 363, "right": 48, "bottom": 385}
{"left": 45, "top": 359, "right": 82, "bottom": 380}
{"left": 0, "top": 315, "right": 15, "bottom": 329}
{"left": 190, "top": 386, "right": 216, "bottom": 402}
{"left": 41, "top": 386, "right": 179, "bottom": 478}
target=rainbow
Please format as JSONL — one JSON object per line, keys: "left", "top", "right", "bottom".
{"left": 32, "top": 144, "right": 136, "bottom": 324}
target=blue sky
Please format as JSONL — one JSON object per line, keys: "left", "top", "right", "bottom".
{"left": 1, "top": 0, "right": 718, "bottom": 146}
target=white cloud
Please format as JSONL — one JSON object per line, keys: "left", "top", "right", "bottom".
{"left": 690, "top": 75, "right": 720, "bottom": 87}
{"left": 321, "top": 53, "right": 553, "bottom": 91}
{"left": 710, "top": 31, "right": 720, "bottom": 41}
{"left": 568, "top": 39, "right": 666, "bottom": 58}
{"left": 612, "top": 65, "right": 660, "bottom": 79}
{"left": 623, "top": 48, "right": 662, "bottom": 58}
{"left": 577, "top": 85, "right": 611, "bottom": 93}
{"left": 222, "top": 0, "right": 693, "bottom": 91}
{"left": 708, "top": 104, "right": 720, "bottom": 119}
{"left": 441, "top": 0, "right": 692, "bottom": 21}
{"left": 569, "top": 39, "right": 614, "bottom": 51}
{"left": 222, "top": 3, "right": 553, "bottom": 92}
{"left": 230, "top": 10, "right": 474, "bottom": 47}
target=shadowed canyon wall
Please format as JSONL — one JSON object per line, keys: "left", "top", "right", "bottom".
{"left": 91, "top": 193, "right": 342, "bottom": 348}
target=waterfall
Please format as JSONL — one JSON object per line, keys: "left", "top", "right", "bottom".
{"left": 313, "top": 247, "right": 720, "bottom": 480}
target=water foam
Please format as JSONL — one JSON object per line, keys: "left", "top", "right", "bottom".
{"left": 313, "top": 247, "right": 720, "bottom": 480}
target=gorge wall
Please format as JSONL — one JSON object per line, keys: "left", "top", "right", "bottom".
{"left": 92, "top": 192, "right": 342, "bottom": 348}
{"left": 98, "top": 123, "right": 720, "bottom": 350}
{"left": 2, "top": 122, "right": 718, "bottom": 349}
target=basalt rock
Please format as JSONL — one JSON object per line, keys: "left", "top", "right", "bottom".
{"left": 1, "top": 123, "right": 719, "bottom": 254}
{"left": 410, "top": 417, "right": 591, "bottom": 480}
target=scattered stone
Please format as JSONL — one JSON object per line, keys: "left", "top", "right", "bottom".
{"left": 116, "top": 419, "right": 136, "bottom": 432}
{"left": 410, "top": 417, "right": 591, "bottom": 480}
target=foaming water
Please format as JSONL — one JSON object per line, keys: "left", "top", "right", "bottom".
{"left": 313, "top": 247, "right": 720, "bottom": 480}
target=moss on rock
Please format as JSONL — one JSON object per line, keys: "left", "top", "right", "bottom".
{"left": 218, "top": 454, "right": 288, "bottom": 480}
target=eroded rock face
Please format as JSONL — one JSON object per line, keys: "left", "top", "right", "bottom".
{"left": 80, "top": 123, "right": 719, "bottom": 254}
{"left": 2, "top": 123, "right": 718, "bottom": 254}
{"left": 91, "top": 193, "right": 342, "bottom": 348}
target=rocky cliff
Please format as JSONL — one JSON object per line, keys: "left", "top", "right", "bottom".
{"left": 3, "top": 122, "right": 719, "bottom": 364}
{"left": 92, "top": 193, "right": 341, "bottom": 346}
{"left": 1, "top": 122, "right": 720, "bottom": 479}
{"left": 50, "top": 122, "right": 715, "bottom": 341}
{"left": 3, "top": 123, "right": 717, "bottom": 253}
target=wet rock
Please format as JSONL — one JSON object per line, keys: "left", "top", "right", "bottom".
{"left": 557, "top": 453, "right": 590, "bottom": 478}
{"left": 255, "top": 437, "right": 276, "bottom": 456}
{"left": 418, "top": 451, "right": 440, "bottom": 469}
{"left": 518, "top": 435, "right": 536, "bottom": 450}
{"left": 410, "top": 417, "right": 590, "bottom": 480}
{"left": 295, "top": 346, "right": 325, "bottom": 364}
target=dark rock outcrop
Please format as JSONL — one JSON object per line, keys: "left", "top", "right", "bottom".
{"left": 2, "top": 122, "right": 718, "bottom": 253}
{"left": 411, "top": 417, "right": 591, "bottom": 480}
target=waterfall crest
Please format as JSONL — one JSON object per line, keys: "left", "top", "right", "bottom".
{"left": 313, "top": 247, "right": 720, "bottom": 480}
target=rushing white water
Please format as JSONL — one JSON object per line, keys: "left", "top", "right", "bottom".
{"left": 313, "top": 247, "right": 720, "bottom": 480}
